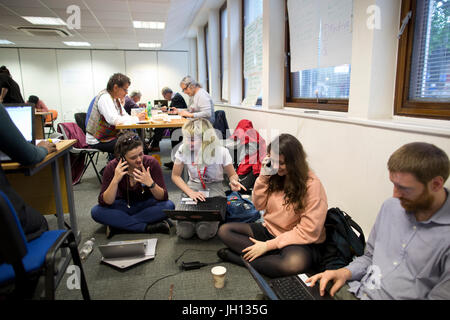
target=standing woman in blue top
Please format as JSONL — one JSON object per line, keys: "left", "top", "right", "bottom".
{"left": 171, "top": 118, "right": 246, "bottom": 240}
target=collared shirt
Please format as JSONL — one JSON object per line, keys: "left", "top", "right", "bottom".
{"left": 346, "top": 189, "right": 450, "bottom": 300}
{"left": 188, "top": 88, "right": 215, "bottom": 123}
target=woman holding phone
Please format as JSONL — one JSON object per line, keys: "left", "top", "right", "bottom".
{"left": 91, "top": 131, "right": 174, "bottom": 238}
{"left": 217, "top": 133, "right": 328, "bottom": 277}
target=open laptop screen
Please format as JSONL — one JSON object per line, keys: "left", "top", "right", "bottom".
{"left": 0, "top": 103, "right": 35, "bottom": 162}
{"left": 4, "top": 104, "right": 34, "bottom": 143}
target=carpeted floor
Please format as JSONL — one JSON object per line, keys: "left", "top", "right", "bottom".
{"left": 48, "top": 137, "right": 262, "bottom": 300}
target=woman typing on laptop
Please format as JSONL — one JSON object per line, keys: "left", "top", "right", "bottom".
{"left": 91, "top": 131, "right": 175, "bottom": 238}
{"left": 217, "top": 134, "right": 328, "bottom": 278}
{"left": 171, "top": 118, "right": 246, "bottom": 240}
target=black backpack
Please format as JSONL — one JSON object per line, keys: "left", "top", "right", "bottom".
{"left": 319, "top": 207, "right": 366, "bottom": 271}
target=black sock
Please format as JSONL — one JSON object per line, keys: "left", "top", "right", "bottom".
{"left": 146, "top": 221, "right": 170, "bottom": 234}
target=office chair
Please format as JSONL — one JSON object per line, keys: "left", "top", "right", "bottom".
{"left": 44, "top": 109, "right": 58, "bottom": 138}
{"left": 57, "top": 122, "right": 102, "bottom": 184}
{"left": 74, "top": 112, "right": 87, "bottom": 134}
{"left": 0, "top": 191, "right": 90, "bottom": 300}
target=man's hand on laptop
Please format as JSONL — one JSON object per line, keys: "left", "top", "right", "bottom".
{"left": 306, "top": 268, "right": 352, "bottom": 297}
{"left": 38, "top": 140, "right": 56, "bottom": 154}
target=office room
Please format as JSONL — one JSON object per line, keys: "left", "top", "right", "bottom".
{"left": 0, "top": 0, "right": 449, "bottom": 306}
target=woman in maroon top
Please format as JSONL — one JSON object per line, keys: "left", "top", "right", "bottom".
{"left": 91, "top": 131, "right": 174, "bottom": 238}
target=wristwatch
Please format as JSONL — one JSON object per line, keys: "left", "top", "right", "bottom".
{"left": 148, "top": 181, "right": 156, "bottom": 189}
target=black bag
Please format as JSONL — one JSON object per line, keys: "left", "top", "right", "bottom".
{"left": 319, "top": 207, "right": 366, "bottom": 271}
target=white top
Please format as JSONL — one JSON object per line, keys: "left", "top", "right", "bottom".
{"left": 86, "top": 93, "right": 138, "bottom": 145}
{"left": 174, "top": 145, "right": 232, "bottom": 184}
{"left": 189, "top": 88, "right": 215, "bottom": 123}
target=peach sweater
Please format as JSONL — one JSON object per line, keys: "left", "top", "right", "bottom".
{"left": 252, "top": 172, "right": 328, "bottom": 251}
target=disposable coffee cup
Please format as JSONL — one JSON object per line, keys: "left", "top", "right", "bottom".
{"left": 211, "top": 266, "right": 227, "bottom": 289}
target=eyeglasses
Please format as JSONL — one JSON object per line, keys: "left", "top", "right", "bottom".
{"left": 121, "top": 87, "right": 129, "bottom": 93}
{"left": 181, "top": 83, "right": 191, "bottom": 92}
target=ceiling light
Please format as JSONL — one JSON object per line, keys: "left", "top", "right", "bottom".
{"left": 63, "top": 41, "right": 91, "bottom": 47}
{"left": 138, "top": 42, "right": 161, "bottom": 48}
{"left": 0, "top": 39, "right": 15, "bottom": 45}
{"left": 22, "top": 16, "right": 66, "bottom": 25}
{"left": 133, "top": 21, "right": 165, "bottom": 29}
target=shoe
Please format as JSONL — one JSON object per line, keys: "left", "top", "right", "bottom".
{"left": 164, "top": 161, "right": 174, "bottom": 169}
{"left": 105, "top": 225, "right": 115, "bottom": 239}
{"left": 217, "top": 248, "right": 232, "bottom": 262}
{"left": 146, "top": 220, "right": 170, "bottom": 234}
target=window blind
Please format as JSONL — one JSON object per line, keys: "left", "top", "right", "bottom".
{"left": 409, "top": 0, "right": 450, "bottom": 102}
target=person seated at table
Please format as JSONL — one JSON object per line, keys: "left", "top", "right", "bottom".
{"left": 91, "top": 131, "right": 175, "bottom": 238}
{"left": 177, "top": 76, "right": 214, "bottom": 123}
{"left": 149, "top": 87, "right": 188, "bottom": 153}
{"left": 171, "top": 118, "right": 245, "bottom": 240}
{"left": 0, "top": 103, "right": 56, "bottom": 241}
{"left": 123, "top": 90, "right": 142, "bottom": 115}
{"left": 217, "top": 133, "right": 328, "bottom": 278}
{"left": 27, "top": 95, "right": 49, "bottom": 112}
{"left": 86, "top": 73, "right": 147, "bottom": 155}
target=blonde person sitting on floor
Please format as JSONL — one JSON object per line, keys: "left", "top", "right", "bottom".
{"left": 171, "top": 118, "right": 246, "bottom": 240}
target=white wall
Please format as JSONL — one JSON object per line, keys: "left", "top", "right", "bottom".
{"left": 0, "top": 47, "right": 190, "bottom": 123}
{"left": 210, "top": 0, "right": 450, "bottom": 238}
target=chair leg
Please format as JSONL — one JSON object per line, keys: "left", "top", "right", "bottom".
{"left": 67, "top": 232, "right": 90, "bottom": 300}
{"left": 87, "top": 153, "right": 102, "bottom": 184}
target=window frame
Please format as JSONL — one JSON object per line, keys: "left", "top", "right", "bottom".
{"left": 394, "top": 0, "right": 450, "bottom": 120}
{"left": 284, "top": 0, "right": 349, "bottom": 112}
{"left": 204, "top": 23, "right": 210, "bottom": 93}
{"left": 219, "top": 2, "right": 228, "bottom": 102}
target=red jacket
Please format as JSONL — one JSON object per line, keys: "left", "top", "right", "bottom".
{"left": 229, "top": 119, "right": 266, "bottom": 176}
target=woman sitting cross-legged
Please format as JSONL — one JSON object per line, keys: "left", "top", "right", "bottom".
{"left": 171, "top": 118, "right": 246, "bottom": 240}
{"left": 91, "top": 131, "right": 175, "bottom": 238}
{"left": 217, "top": 133, "right": 328, "bottom": 278}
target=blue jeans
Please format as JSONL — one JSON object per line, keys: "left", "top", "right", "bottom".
{"left": 91, "top": 198, "right": 175, "bottom": 232}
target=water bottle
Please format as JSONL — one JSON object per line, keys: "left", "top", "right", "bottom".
{"left": 79, "top": 237, "right": 95, "bottom": 261}
{"left": 147, "top": 101, "right": 152, "bottom": 119}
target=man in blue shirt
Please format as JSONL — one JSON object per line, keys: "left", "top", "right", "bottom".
{"left": 307, "top": 142, "right": 450, "bottom": 300}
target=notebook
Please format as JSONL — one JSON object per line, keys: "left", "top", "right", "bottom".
{"left": 99, "top": 238, "right": 157, "bottom": 269}
{"left": 242, "top": 258, "right": 332, "bottom": 300}
{"left": 0, "top": 103, "right": 35, "bottom": 162}
{"left": 164, "top": 196, "right": 227, "bottom": 221}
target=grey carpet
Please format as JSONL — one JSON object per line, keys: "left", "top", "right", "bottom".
{"left": 48, "top": 138, "right": 261, "bottom": 300}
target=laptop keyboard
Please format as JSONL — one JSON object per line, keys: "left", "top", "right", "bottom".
{"left": 271, "top": 277, "right": 314, "bottom": 300}
{"left": 178, "top": 197, "right": 226, "bottom": 214}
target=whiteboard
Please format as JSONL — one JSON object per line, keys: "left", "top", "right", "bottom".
{"left": 156, "top": 51, "right": 189, "bottom": 102}
{"left": 92, "top": 50, "right": 126, "bottom": 95}
{"left": 56, "top": 49, "right": 94, "bottom": 122}
{"left": 125, "top": 51, "right": 158, "bottom": 105}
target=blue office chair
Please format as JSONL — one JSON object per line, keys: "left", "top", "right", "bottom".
{"left": 0, "top": 191, "right": 90, "bottom": 300}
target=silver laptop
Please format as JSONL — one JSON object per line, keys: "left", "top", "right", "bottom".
{"left": 0, "top": 103, "right": 35, "bottom": 162}
{"left": 98, "top": 242, "right": 146, "bottom": 260}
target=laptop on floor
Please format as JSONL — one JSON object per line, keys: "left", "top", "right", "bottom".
{"left": 98, "top": 239, "right": 158, "bottom": 269}
{"left": 242, "top": 257, "right": 333, "bottom": 300}
{"left": 0, "top": 103, "right": 35, "bottom": 162}
{"left": 164, "top": 196, "right": 227, "bottom": 222}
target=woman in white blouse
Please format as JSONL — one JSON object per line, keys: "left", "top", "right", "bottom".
{"left": 171, "top": 118, "right": 246, "bottom": 240}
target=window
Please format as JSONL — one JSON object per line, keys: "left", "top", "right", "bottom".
{"left": 242, "top": 0, "right": 263, "bottom": 105}
{"left": 204, "top": 23, "right": 210, "bottom": 93}
{"left": 285, "top": 0, "right": 353, "bottom": 112}
{"left": 394, "top": 0, "right": 450, "bottom": 119}
{"left": 220, "top": 4, "right": 228, "bottom": 102}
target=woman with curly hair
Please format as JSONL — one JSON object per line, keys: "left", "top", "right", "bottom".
{"left": 217, "top": 133, "right": 328, "bottom": 277}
